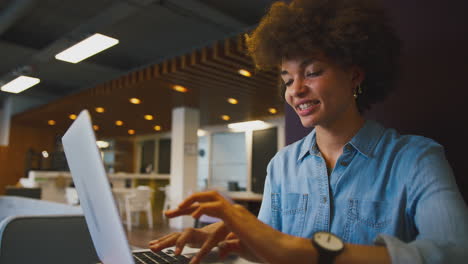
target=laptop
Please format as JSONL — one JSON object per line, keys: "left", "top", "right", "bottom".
{"left": 62, "top": 110, "right": 191, "bottom": 264}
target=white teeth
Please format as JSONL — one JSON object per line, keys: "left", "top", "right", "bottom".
{"left": 297, "top": 101, "right": 319, "bottom": 110}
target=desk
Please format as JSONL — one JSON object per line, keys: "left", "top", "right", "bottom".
{"left": 227, "top": 191, "right": 263, "bottom": 216}
{"left": 26, "top": 171, "right": 169, "bottom": 204}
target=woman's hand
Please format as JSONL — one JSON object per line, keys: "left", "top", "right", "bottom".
{"left": 149, "top": 221, "right": 229, "bottom": 264}
{"left": 164, "top": 190, "right": 234, "bottom": 220}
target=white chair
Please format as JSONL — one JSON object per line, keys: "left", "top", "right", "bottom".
{"left": 65, "top": 187, "right": 79, "bottom": 205}
{"left": 123, "top": 186, "right": 153, "bottom": 231}
{"left": 159, "top": 185, "right": 172, "bottom": 220}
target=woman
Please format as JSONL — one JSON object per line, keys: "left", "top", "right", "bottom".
{"left": 150, "top": 0, "right": 468, "bottom": 263}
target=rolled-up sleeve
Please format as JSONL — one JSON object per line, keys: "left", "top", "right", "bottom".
{"left": 374, "top": 144, "right": 468, "bottom": 263}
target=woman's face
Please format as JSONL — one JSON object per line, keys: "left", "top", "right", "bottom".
{"left": 281, "top": 55, "right": 361, "bottom": 128}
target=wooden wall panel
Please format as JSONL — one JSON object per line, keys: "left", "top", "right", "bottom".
{"left": 0, "top": 120, "right": 56, "bottom": 194}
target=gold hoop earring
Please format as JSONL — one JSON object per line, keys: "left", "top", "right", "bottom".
{"left": 354, "top": 84, "right": 363, "bottom": 99}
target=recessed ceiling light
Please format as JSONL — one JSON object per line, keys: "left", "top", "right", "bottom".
{"left": 227, "top": 98, "right": 238, "bottom": 105}
{"left": 48, "top": 120, "right": 56, "bottom": 126}
{"left": 115, "top": 120, "right": 124, "bottom": 126}
{"left": 238, "top": 69, "right": 252, "bottom": 77}
{"left": 172, "top": 85, "right": 188, "bottom": 93}
{"left": 1, "top": 75, "right": 40, "bottom": 94}
{"left": 268, "top": 108, "right": 278, "bottom": 114}
{"left": 129, "top": 98, "right": 141, "bottom": 104}
{"left": 128, "top": 129, "right": 135, "bottom": 135}
{"left": 95, "top": 107, "right": 105, "bottom": 113}
{"left": 221, "top": 115, "right": 230, "bottom": 121}
{"left": 55, "top": 33, "right": 119, "bottom": 64}
{"left": 69, "top": 114, "right": 77, "bottom": 120}
{"left": 153, "top": 125, "right": 161, "bottom": 131}
{"left": 144, "top": 114, "right": 154, "bottom": 120}
{"left": 41, "top": 150, "right": 49, "bottom": 158}
{"left": 93, "top": 125, "right": 99, "bottom": 131}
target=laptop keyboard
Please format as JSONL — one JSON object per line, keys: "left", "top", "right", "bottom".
{"left": 133, "top": 250, "right": 190, "bottom": 264}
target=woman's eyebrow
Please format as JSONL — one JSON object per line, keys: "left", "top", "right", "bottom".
{"left": 280, "top": 58, "right": 316, "bottom": 75}
{"left": 300, "top": 58, "right": 316, "bottom": 69}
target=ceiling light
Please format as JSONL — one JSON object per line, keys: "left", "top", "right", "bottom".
{"left": 238, "top": 69, "right": 252, "bottom": 77}
{"left": 172, "top": 85, "right": 188, "bottom": 93}
{"left": 69, "top": 114, "right": 77, "bottom": 120}
{"left": 197, "top": 129, "right": 207, "bottom": 137}
{"left": 93, "top": 125, "right": 99, "bottom": 131}
{"left": 96, "top": 140, "right": 110, "bottom": 149}
{"left": 227, "top": 98, "right": 238, "bottom": 104}
{"left": 55, "top": 33, "right": 119, "bottom": 63}
{"left": 153, "top": 125, "right": 161, "bottom": 131}
{"left": 128, "top": 129, "right": 135, "bottom": 135}
{"left": 228, "top": 120, "right": 268, "bottom": 131}
{"left": 95, "top": 107, "right": 105, "bottom": 113}
{"left": 221, "top": 115, "right": 230, "bottom": 121}
{"left": 144, "top": 114, "right": 154, "bottom": 120}
{"left": 115, "top": 120, "right": 124, "bottom": 126}
{"left": 48, "top": 120, "right": 56, "bottom": 126}
{"left": 268, "top": 108, "right": 278, "bottom": 114}
{"left": 129, "top": 98, "right": 141, "bottom": 104}
{"left": 1, "top": 75, "right": 40, "bottom": 94}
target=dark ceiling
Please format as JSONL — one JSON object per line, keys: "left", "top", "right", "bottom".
{"left": 0, "top": 0, "right": 283, "bottom": 126}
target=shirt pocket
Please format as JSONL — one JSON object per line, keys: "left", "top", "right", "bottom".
{"left": 342, "top": 199, "right": 392, "bottom": 244}
{"left": 271, "top": 192, "right": 308, "bottom": 237}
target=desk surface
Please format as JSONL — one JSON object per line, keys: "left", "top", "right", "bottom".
{"left": 28, "top": 171, "right": 170, "bottom": 180}
{"left": 227, "top": 191, "right": 263, "bottom": 202}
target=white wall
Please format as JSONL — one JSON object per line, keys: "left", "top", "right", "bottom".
{"left": 210, "top": 131, "right": 247, "bottom": 190}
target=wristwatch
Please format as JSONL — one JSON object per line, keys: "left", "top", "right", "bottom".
{"left": 311, "top": 231, "right": 344, "bottom": 264}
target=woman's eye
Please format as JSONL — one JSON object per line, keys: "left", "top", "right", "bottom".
{"left": 306, "top": 70, "right": 322, "bottom": 78}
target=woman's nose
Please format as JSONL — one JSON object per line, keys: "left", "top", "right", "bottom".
{"left": 289, "top": 78, "right": 307, "bottom": 97}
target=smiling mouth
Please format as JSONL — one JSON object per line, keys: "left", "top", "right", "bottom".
{"left": 296, "top": 100, "right": 320, "bottom": 111}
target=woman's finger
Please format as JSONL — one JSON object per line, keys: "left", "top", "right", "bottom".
{"left": 218, "top": 239, "right": 242, "bottom": 259}
{"left": 165, "top": 204, "right": 199, "bottom": 218}
{"left": 149, "top": 232, "right": 180, "bottom": 251}
{"left": 190, "top": 224, "right": 229, "bottom": 264}
{"left": 178, "top": 191, "right": 225, "bottom": 209}
{"left": 174, "top": 228, "right": 199, "bottom": 255}
{"left": 191, "top": 201, "right": 224, "bottom": 219}
{"left": 225, "top": 232, "right": 237, "bottom": 240}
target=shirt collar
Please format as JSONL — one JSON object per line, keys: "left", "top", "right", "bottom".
{"left": 348, "top": 120, "right": 385, "bottom": 158}
{"left": 298, "top": 129, "right": 318, "bottom": 161}
{"left": 297, "top": 120, "right": 385, "bottom": 161}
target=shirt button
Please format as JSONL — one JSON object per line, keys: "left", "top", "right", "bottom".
{"left": 340, "top": 161, "right": 349, "bottom": 166}
{"left": 322, "top": 196, "right": 328, "bottom": 203}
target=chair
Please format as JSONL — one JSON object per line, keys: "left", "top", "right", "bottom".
{"left": 160, "top": 185, "right": 172, "bottom": 220}
{"left": 5, "top": 186, "right": 41, "bottom": 199}
{"left": 123, "top": 186, "right": 154, "bottom": 231}
{"left": 0, "top": 196, "right": 98, "bottom": 264}
{"left": 65, "top": 187, "right": 79, "bottom": 205}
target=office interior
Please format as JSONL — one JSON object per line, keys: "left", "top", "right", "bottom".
{"left": 0, "top": 0, "right": 467, "bottom": 262}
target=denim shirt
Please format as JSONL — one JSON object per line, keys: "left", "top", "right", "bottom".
{"left": 258, "top": 120, "right": 468, "bottom": 263}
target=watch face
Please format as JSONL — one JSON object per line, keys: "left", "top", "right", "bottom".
{"left": 313, "top": 232, "right": 344, "bottom": 252}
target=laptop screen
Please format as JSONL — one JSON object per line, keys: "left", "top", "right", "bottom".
{"left": 62, "top": 110, "right": 134, "bottom": 264}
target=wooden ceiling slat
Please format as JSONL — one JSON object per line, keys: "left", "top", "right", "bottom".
{"left": 161, "top": 69, "right": 257, "bottom": 96}
{"left": 14, "top": 34, "right": 284, "bottom": 136}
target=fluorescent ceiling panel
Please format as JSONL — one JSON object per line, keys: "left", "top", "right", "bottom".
{"left": 55, "top": 33, "right": 119, "bottom": 63}
{"left": 1, "top": 75, "right": 40, "bottom": 94}
{"left": 228, "top": 120, "right": 269, "bottom": 131}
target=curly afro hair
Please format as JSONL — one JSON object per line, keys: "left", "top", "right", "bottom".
{"left": 246, "top": 0, "right": 401, "bottom": 112}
